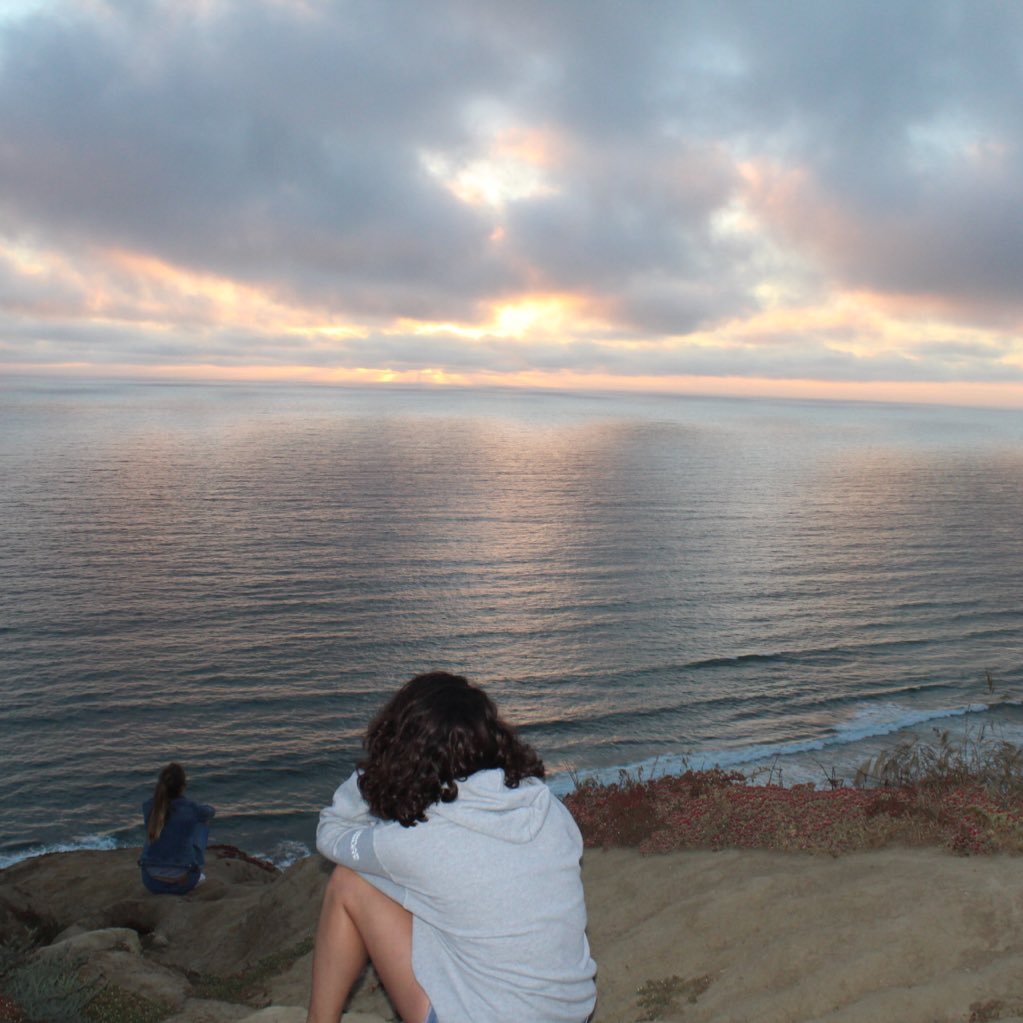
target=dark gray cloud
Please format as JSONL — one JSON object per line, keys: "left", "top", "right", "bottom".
{"left": 710, "top": 0, "right": 1023, "bottom": 314}
{"left": 2, "top": 0, "right": 1023, "bottom": 388}
{"left": 0, "top": 1, "right": 522, "bottom": 317}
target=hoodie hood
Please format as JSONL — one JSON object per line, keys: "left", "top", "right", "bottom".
{"left": 428, "top": 768, "right": 552, "bottom": 843}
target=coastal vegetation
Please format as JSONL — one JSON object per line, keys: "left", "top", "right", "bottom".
{"left": 564, "top": 725, "right": 1023, "bottom": 856}
{"left": 0, "top": 940, "right": 97, "bottom": 1023}
{"left": 0, "top": 935, "right": 172, "bottom": 1023}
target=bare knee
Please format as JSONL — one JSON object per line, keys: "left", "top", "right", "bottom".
{"left": 323, "top": 864, "right": 383, "bottom": 913}
{"left": 321, "top": 864, "right": 413, "bottom": 946}
{"left": 324, "top": 864, "right": 360, "bottom": 902}
{"left": 325, "top": 864, "right": 356, "bottom": 891}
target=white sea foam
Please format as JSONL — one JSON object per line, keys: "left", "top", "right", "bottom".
{"left": 255, "top": 839, "right": 311, "bottom": 869}
{"left": 1, "top": 833, "right": 311, "bottom": 872}
{"left": 0, "top": 834, "right": 123, "bottom": 870}
{"left": 829, "top": 701, "right": 991, "bottom": 744}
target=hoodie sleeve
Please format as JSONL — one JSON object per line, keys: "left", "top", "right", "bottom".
{"left": 316, "top": 772, "right": 390, "bottom": 879}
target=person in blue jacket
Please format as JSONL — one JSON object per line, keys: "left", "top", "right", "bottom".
{"left": 138, "top": 762, "right": 215, "bottom": 895}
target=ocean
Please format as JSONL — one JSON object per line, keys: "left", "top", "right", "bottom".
{"left": 2, "top": 380, "right": 1023, "bottom": 868}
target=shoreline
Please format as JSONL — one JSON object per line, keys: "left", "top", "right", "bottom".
{"left": 4, "top": 843, "right": 1023, "bottom": 1022}
{"left": 0, "top": 835, "right": 315, "bottom": 874}
{"left": 5, "top": 700, "right": 1014, "bottom": 872}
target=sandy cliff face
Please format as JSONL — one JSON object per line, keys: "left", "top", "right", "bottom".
{"left": 5, "top": 845, "right": 1023, "bottom": 1022}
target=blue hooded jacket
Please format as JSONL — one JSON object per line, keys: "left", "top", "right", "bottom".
{"left": 139, "top": 796, "right": 215, "bottom": 873}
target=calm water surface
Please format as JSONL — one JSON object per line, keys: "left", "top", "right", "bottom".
{"left": 2, "top": 381, "right": 1023, "bottom": 865}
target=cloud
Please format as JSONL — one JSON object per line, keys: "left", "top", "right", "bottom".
{"left": 2, "top": 0, "right": 1023, "bottom": 401}
{"left": 723, "top": 1, "right": 1023, "bottom": 321}
{"left": 0, "top": 2, "right": 521, "bottom": 314}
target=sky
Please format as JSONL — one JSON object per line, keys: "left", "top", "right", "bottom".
{"left": 3, "top": 0, "right": 1023, "bottom": 406}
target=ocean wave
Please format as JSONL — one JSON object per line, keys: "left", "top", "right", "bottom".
{"left": 687, "top": 652, "right": 792, "bottom": 669}
{"left": 549, "top": 700, "right": 997, "bottom": 795}
{"left": 533, "top": 679, "right": 966, "bottom": 738}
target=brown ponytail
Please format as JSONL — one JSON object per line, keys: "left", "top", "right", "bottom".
{"left": 148, "top": 763, "right": 187, "bottom": 842}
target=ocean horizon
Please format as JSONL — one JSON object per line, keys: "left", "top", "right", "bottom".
{"left": 3, "top": 379, "right": 1023, "bottom": 868}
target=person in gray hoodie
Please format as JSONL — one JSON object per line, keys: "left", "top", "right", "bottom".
{"left": 308, "top": 672, "right": 597, "bottom": 1023}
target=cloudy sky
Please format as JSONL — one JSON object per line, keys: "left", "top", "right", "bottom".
{"left": 3, "top": 0, "right": 1023, "bottom": 405}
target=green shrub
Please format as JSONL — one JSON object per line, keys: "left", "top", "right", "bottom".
{"left": 2, "top": 949, "right": 97, "bottom": 1023}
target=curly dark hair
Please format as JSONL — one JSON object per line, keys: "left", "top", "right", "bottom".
{"left": 357, "top": 672, "right": 545, "bottom": 827}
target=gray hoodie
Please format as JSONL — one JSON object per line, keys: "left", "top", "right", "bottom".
{"left": 317, "top": 769, "right": 597, "bottom": 1023}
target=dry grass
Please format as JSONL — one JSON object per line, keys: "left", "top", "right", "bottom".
{"left": 635, "top": 973, "right": 712, "bottom": 1020}
{"left": 967, "top": 998, "right": 1023, "bottom": 1022}
{"left": 856, "top": 726, "right": 1023, "bottom": 798}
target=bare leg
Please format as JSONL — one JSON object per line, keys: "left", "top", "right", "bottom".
{"left": 308, "top": 865, "right": 431, "bottom": 1023}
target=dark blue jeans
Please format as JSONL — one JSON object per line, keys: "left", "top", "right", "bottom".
{"left": 141, "top": 866, "right": 201, "bottom": 895}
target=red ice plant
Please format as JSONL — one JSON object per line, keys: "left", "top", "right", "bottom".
{"left": 0, "top": 995, "right": 22, "bottom": 1023}
{"left": 563, "top": 769, "right": 1023, "bottom": 856}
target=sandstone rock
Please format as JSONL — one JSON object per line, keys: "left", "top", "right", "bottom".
{"left": 90, "top": 895, "right": 163, "bottom": 934}
{"left": 0, "top": 847, "right": 326, "bottom": 1020}
{"left": 235, "top": 1007, "right": 307, "bottom": 1023}
{"left": 0, "top": 850, "right": 150, "bottom": 937}
{"left": 81, "top": 948, "right": 193, "bottom": 1010}
{"left": 190, "top": 855, "right": 331, "bottom": 972}
{"left": 36, "top": 925, "right": 142, "bottom": 961}
{"left": 266, "top": 953, "right": 392, "bottom": 1020}
{"left": 234, "top": 1009, "right": 390, "bottom": 1023}
{"left": 0, "top": 847, "right": 278, "bottom": 949}
{"left": 163, "top": 997, "right": 254, "bottom": 1023}
{"left": 51, "top": 922, "right": 88, "bottom": 942}
{"left": 263, "top": 947, "right": 313, "bottom": 1007}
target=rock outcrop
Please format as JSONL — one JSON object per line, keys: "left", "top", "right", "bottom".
{"left": 0, "top": 846, "right": 392, "bottom": 1022}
